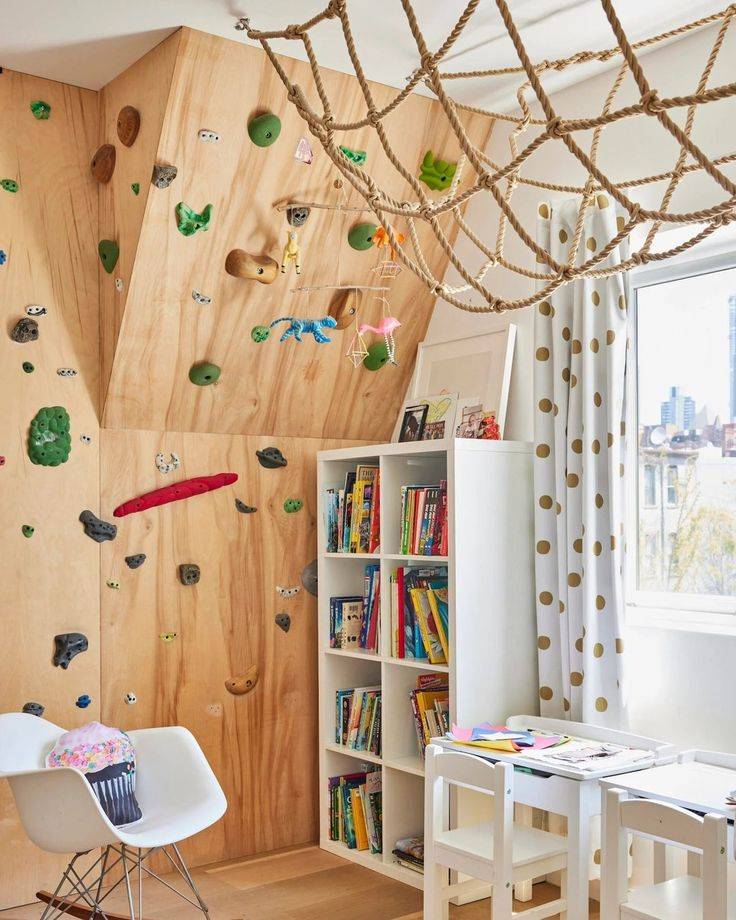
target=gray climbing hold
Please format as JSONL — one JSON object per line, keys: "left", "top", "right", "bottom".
{"left": 275, "top": 612, "right": 291, "bottom": 633}
{"left": 11, "top": 317, "right": 39, "bottom": 343}
{"left": 256, "top": 446, "right": 287, "bottom": 469}
{"left": 53, "top": 632, "right": 88, "bottom": 669}
{"left": 286, "top": 206, "right": 310, "bottom": 228}
{"left": 301, "top": 559, "right": 318, "bottom": 596}
{"left": 125, "top": 553, "right": 146, "bottom": 569}
{"left": 79, "top": 509, "right": 117, "bottom": 543}
{"left": 179, "top": 563, "right": 200, "bottom": 585}
{"left": 235, "top": 499, "right": 257, "bottom": 513}
{"left": 22, "top": 701, "right": 44, "bottom": 717}
{"left": 151, "top": 164, "right": 177, "bottom": 189}
{"left": 192, "top": 290, "right": 212, "bottom": 305}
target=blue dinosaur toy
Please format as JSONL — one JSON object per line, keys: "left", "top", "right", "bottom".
{"left": 270, "top": 315, "right": 338, "bottom": 343}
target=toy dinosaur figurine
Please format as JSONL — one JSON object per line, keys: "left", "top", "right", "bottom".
{"left": 270, "top": 315, "right": 338, "bottom": 343}
{"left": 281, "top": 229, "right": 301, "bottom": 275}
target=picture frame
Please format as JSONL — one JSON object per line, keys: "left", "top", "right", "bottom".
{"left": 397, "top": 404, "right": 428, "bottom": 442}
{"left": 392, "top": 393, "right": 458, "bottom": 444}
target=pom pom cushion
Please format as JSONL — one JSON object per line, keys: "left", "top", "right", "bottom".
{"left": 46, "top": 722, "right": 142, "bottom": 825}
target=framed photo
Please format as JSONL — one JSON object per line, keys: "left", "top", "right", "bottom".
{"left": 454, "top": 397, "right": 484, "bottom": 438}
{"left": 409, "top": 327, "right": 516, "bottom": 436}
{"left": 398, "top": 404, "right": 428, "bottom": 442}
{"left": 392, "top": 393, "right": 458, "bottom": 443}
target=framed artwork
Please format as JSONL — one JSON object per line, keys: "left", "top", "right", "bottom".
{"left": 409, "top": 327, "right": 516, "bottom": 436}
{"left": 393, "top": 394, "right": 458, "bottom": 443}
{"left": 398, "top": 404, "right": 428, "bottom": 442}
{"left": 454, "top": 397, "right": 484, "bottom": 438}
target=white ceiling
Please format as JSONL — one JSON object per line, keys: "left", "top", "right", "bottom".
{"left": 0, "top": 0, "right": 726, "bottom": 103}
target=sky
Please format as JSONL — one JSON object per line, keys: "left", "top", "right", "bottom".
{"left": 637, "top": 265, "right": 736, "bottom": 427}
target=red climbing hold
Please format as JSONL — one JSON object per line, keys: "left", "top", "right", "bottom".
{"left": 113, "top": 472, "right": 238, "bottom": 518}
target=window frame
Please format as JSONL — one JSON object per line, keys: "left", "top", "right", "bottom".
{"left": 626, "top": 250, "right": 736, "bottom": 630}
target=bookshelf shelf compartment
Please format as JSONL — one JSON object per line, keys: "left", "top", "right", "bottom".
{"left": 325, "top": 648, "right": 382, "bottom": 663}
{"left": 384, "top": 657, "right": 449, "bottom": 673}
{"left": 323, "top": 552, "right": 381, "bottom": 560}
{"left": 325, "top": 742, "right": 382, "bottom": 766}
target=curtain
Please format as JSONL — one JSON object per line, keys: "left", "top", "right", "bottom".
{"left": 533, "top": 195, "right": 628, "bottom": 729}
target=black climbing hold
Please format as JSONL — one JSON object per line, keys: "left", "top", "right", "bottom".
{"left": 179, "top": 563, "right": 200, "bottom": 585}
{"left": 79, "top": 509, "right": 117, "bottom": 543}
{"left": 235, "top": 499, "right": 257, "bottom": 514}
{"left": 301, "top": 559, "right": 318, "bottom": 597}
{"left": 125, "top": 553, "right": 146, "bottom": 569}
{"left": 22, "top": 701, "right": 44, "bottom": 717}
{"left": 53, "top": 632, "right": 88, "bottom": 669}
{"left": 256, "top": 446, "right": 287, "bottom": 469}
{"left": 275, "top": 612, "right": 291, "bottom": 633}
{"left": 10, "top": 317, "right": 39, "bottom": 343}
{"left": 22, "top": 361, "right": 34, "bottom": 374}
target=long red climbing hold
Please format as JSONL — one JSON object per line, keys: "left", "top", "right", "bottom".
{"left": 113, "top": 472, "right": 238, "bottom": 518}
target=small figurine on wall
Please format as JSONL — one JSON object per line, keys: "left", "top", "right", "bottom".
{"left": 270, "top": 315, "right": 337, "bottom": 344}
{"left": 281, "top": 230, "right": 301, "bottom": 275}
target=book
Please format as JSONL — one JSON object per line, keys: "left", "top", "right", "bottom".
{"left": 336, "top": 686, "right": 382, "bottom": 755}
{"left": 409, "top": 587, "right": 446, "bottom": 664}
{"left": 409, "top": 674, "right": 449, "bottom": 756}
{"left": 392, "top": 835, "right": 424, "bottom": 873}
{"left": 351, "top": 787, "right": 369, "bottom": 851}
{"left": 322, "top": 465, "right": 380, "bottom": 554}
{"left": 398, "top": 481, "right": 448, "bottom": 557}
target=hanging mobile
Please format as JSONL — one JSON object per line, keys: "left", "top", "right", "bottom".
{"left": 372, "top": 224, "right": 405, "bottom": 280}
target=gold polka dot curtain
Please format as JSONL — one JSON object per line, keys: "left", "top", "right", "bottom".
{"left": 534, "top": 195, "right": 628, "bottom": 728}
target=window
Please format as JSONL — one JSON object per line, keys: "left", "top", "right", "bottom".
{"left": 630, "top": 258, "right": 736, "bottom": 617}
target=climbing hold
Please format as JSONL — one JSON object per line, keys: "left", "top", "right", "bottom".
{"left": 90, "top": 144, "right": 116, "bottom": 184}
{"left": 348, "top": 222, "right": 378, "bottom": 251}
{"left": 270, "top": 315, "right": 337, "bottom": 344}
{"left": 23, "top": 701, "right": 44, "bottom": 717}
{"left": 75, "top": 695, "right": 92, "bottom": 709}
{"left": 151, "top": 164, "right": 177, "bottom": 189}
{"left": 198, "top": 129, "right": 220, "bottom": 143}
{"left": 11, "top": 318, "right": 39, "bottom": 343}
{"left": 125, "top": 553, "right": 146, "bottom": 569}
{"left": 251, "top": 324, "right": 270, "bottom": 343}
{"left": 192, "top": 290, "right": 212, "bottom": 305}
{"left": 106, "top": 580, "right": 119, "bottom": 590}
{"left": 286, "top": 205, "right": 310, "bottom": 228}
{"left": 22, "top": 362, "right": 34, "bottom": 374}
{"left": 179, "top": 563, "right": 200, "bottom": 586}
{"left": 160, "top": 632, "right": 178, "bottom": 642}
{"left": 57, "top": 367, "right": 78, "bottom": 377}
{"left": 1, "top": 179, "right": 19, "bottom": 193}
{"left": 275, "top": 612, "right": 291, "bottom": 633}
{"left": 284, "top": 498, "right": 303, "bottom": 513}
{"left": 301, "top": 558, "right": 318, "bottom": 596}
{"left": 30, "top": 100, "right": 51, "bottom": 120}
{"left": 276, "top": 585, "right": 300, "bottom": 599}
{"left": 225, "top": 665, "right": 259, "bottom": 695}
{"left": 176, "top": 202, "right": 213, "bottom": 236}
{"left": 328, "top": 288, "right": 362, "bottom": 329}
{"left": 155, "top": 451, "right": 180, "bottom": 474}
{"left": 79, "top": 509, "right": 117, "bottom": 542}
{"left": 0, "top": 250, "right": 6, "bottom": 265}
{"left": 53, "top": 632, "right": 88, "bottom": 669}
{"left": 189, "top": 362, "right": 221, "bottom": 386}
{"left": 98, "top": 239, "right": 119, "bottom": 274}
{"left": 339, "top": 145, "right": 367, "bottom": 165}
{"left": 115, "top": 278, "right": 124, "bottom": 292}
{"left": 80, "top": 434, "right": 92, "bottom": 445}
{"left": 256, "top": 447, "right": 287, "bottom": 469}
{"left": 25, "top": 305, "right": 47, "bottom": 316}
{"left": 21, "top": 524, "right": 34, "bottom": 538}
{"left": 363, "top": 340, "right": 391, "bottom": 371}
{"left": 0, "top": 456, "right": 4, "bottom": 466}
{"left": 113, "top": 472, "right": 238, "bottom": 518}
{"left": 205, "top": 703, "right": 222, "bottom": 717}
{"left": 294, "top": 136, "right": 313, "bottom": 164}
{"left": 418, "top": 150, "right": 457, "bottom": 191}
{"left": 28, "top": 406, "right": 71, "bottom": 466}
{"left": 124, "top": 692, "right": 137, "bottom": 705}
{"left": 225, "top": 249, "right": 278, "bottom": 284}
{"left": 235, "top": 499, "right": 257, "bottom": 514}
{"left": 131, "top": 183, "right": 140, "bottom": 195}
{"left": 117, "top": 106, "right": 140, "bottom": 147}
{"left": 247, "top": 112, "right": 281, "bottom": 147}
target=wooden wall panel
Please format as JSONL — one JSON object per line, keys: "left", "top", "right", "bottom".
{"left": 101, "top": 28, "right": 493, "bottom": 439}
{"left": 0, "top": 70, "right": 100, "bottom": 907}
{"left": 99, "top": 429, "right": 365, "bottom": 867}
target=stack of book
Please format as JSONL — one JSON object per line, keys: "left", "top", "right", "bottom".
{"left": 410, "top": 674, "right": 449, "bottom": 757}
{"left": 328, "top": 769, "right": 382, "bottom": 853}
{"left": 390, "top": 566, "right": 448, "bottom": 663}
{"left": 329, "top": 564, "right": 380, "bottom": 653}
{"left": 335, "top": 686, "right": 382, "bottom": 756}
{"left": 399, "top": 481, "right": 447, "bottom": 556}
{"left": 324, "top": 464, "right": 380, "bottom": 553}
{"left": 392, "top": 835, "right": 423, "bottom": 874}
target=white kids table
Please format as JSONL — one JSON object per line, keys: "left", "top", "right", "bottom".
{"left": 434, "top": 715, "right": 675, "bottom": 920}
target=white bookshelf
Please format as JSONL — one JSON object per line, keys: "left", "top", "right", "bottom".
{"left": 316, "top": 438, "right": 539, "bottom": 889}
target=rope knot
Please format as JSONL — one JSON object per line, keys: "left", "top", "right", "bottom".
{"left": 547, "top": 116, "right": 567, "bottom": 138}
{"left": 628, "top": 203, "right": 642, "bottom": 224}
{"left": 630, "top": 251, "right": 643, "bottom": 266}
{"left": 432, "top": 285, "right": 444, "bottom": 297}
{"left": 640, "top": 90, "right": 664, "bottom": 115}
{"left": 325, "top": 0, "right": 343, "bottom": 17}
{"left": 482, "top": 173, "right": 496, "bottom": 191}
{"left": 322, "top": 113, "right": 335, "bottom": 127}
{"left": 560, "top": 265, "right": 576, "bottom": 282}
{"left": 419, "top": 52, "right": 435, "bottom": 73}
{"left": 367, "top": 108, "right": 382, "bottom": 127}
{"left": 418, "top": 203, "right": 434, "bottom": 220}
{"left": 284, "top": 23, "right": 303, "bottom": 39}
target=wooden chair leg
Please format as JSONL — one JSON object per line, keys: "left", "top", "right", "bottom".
{"left": 491, "top": 880, "right": 513, "bottom": 920}
{"left": 423, "top": 856, "right": 448, "bottom": 920}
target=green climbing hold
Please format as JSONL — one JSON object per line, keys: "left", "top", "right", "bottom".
{"left": 348, "top": 222, "right": 378, "bottom": 251}
{"left": 98, "top": 239, "right": 119, "bottom": 274}
{"left": 284, "top": 498, "right": 303, "bottom": 513}
{"left": 363, "top": 341, "right": 390, "bottom": 371}
{"left": 22, "top": 525, "right": 34, "bottom": 538}
{"left": 22, "top": 362, "right": 34, "bottom": 374}
{"left": 251, "top": 325, "right": 270, "bottom": 343}
{"left": 248, "top": 113, "right": 281, "bottom": 147}
{"left": 418, "top": 150, "right": 457, "bottom": 191}
{"left": 1, "top": 179, "right": 19, "bottom": 193}
{"left": 30, "top": 100, "right": 51, "bottom": 120}
{"left": 28, "top": 406, "right": 72, "bottom": 467}
{"left": 131, "top": 183, "right": 140, "bottom": 195}
{"left": 176, "top": 202, "right": 213, "bottom": 236}
{"left": 189, "top": 362, "right": 221, "bottom": 386}
{"left": 339, "top": 145, "right": 367, "bottom": 165}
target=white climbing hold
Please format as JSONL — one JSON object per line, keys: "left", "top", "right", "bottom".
{"left": 124, "top": 691, "right": 137, "bottom": 705}
{"left": 198, "top": 129, "right": 220, "bottom": 143}
{"left": 106, "top": 580, "right": 120, "bottom": 589}
{"left": 57, "top": 367, "right": 78, "bottom": 377}
{"left": 192, "top": 290, "right": 212, "bottom": 305}
{"left": 115, "top": 278, "right": 124, "bottom": 292}
{"left": 155, "top": 451, "right": 180, "bottom": 474}
{"left": 277, "top": 585, "right": 301, "bottom": 599}
{"left": 25, "top": 305, "right": 47, "bottom": 316}
{"left": 80, "top": 434, "right": 92, "bottom": 445}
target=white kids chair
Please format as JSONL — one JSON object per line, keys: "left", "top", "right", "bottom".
{"left": 423, "top": 743, "right": 568, "bottom": 920}
{"left": 602, "top": 787, "right": 730, "bottom": 920}
{"left": 0, "top": 712, "right": 227, "bottom": 920}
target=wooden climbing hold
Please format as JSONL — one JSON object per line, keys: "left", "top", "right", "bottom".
{"left": 225, "top": 665, "right": 259, "bottom": 696}
{"left": 225, "top": 249, "right": 278, "bottom": 284}
{"left": 328, "top": 288, "right": 362, "bottom": 330}
{"left": 98, "top": 239, "right": 119, "bottom": 274}
{"left": 117, "top": 106, "right": 140, "bottom": 147}
{"left": 247, "top": 113, "right": 281, "bottom": 147}
{"left": 113, "top": 472, "right": 238, "bottom": 518}
{"left": 91, "top": 144, "right": 116, "bottom": 184}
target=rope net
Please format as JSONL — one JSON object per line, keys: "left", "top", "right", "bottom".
{"left": 243, "top": 1, "right": 736, "bottom": 313}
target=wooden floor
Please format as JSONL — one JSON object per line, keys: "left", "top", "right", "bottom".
{"left": 0, "top": 846, "right": 599, "bottom": 919}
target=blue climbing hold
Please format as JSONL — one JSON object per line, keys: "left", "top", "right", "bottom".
{"left": 75, "top": 694, "right": 92, "bottom": 709}
{"left": 0, "top": 251, "right": 6, "bottom": 265}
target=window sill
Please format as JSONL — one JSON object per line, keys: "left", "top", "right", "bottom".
{"left": 626, "top": 604, "right": 736, "bottom": 637}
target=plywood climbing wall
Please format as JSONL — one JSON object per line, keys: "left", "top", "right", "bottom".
{"left": 0, "top": 70, "right": 101, "bottom": 907}
{"left": 101, "top": 28, "right": 493, "bottom": 439}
